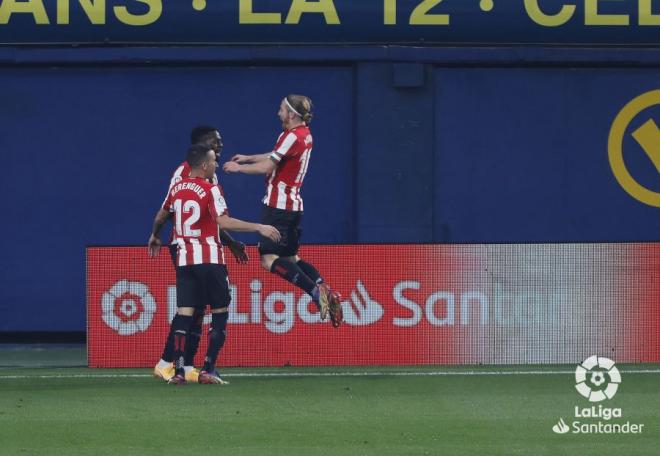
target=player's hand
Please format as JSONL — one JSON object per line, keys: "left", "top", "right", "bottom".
{"left": 258, "top": 225, "right": 281, "bottom": 243}
{"left": 228, "top": 240, "right": 249, "bottom": 264}
{"left": 223, "top": 161, "right": 241, "bottom": 173}
{"left": 231, "top": 154, "right": 251, "bottom": 163}
{"left": 148, "top": 234, "right": 162, "bottom": 257}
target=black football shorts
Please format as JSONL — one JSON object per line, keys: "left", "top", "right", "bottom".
{"left": 258, "top": 205, "right": 303, "bottom": 257}
{"left": 175, "top": 263, "right": 231, "bottom": 310}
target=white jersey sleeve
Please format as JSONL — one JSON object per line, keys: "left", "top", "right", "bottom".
{"left": 210, "top": 186, "right": 228, "bottom": 218}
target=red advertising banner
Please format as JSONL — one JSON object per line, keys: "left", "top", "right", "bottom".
{"left": 87, "top": 244, "right": 660, "bottom": 367}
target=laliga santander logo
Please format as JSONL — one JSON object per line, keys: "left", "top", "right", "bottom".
{"left": 575, "top": 356, "right": 621, "bottom": 402}
{"left": 551, "top": 356, "right": 644, "bottom": 435}
{"left": 101, "top": 280, "right": 156, "bottom": 336}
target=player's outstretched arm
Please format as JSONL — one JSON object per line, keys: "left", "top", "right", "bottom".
{"left": 148, "top": 208, "right": 170, "bottom": 257}
{"left": 230, "top": 153, "right": 270, "bottom": 164}
{"left": 223, "top": 156, "right": 276, "bottom": 175}
{"left": 216, "top": 215, "right": 281, "bottom": 242}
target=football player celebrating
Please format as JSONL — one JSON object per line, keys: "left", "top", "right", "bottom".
{"left": 223, "top": 95, "right": 343, "bottom": 328}
{"left": 149, "top": 144, "right": 280, "bottom": 385}
{"left": 153, "top": 126, "right": 248, "bottom": 383}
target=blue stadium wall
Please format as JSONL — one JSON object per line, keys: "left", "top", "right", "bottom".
{"left": 1, "top": 47, "right": 659, "bottom": 332}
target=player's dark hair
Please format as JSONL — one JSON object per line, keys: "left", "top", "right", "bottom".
{"left": 186, "top": 144, "right": 212, "bottom": 168}
{"left": 190, "top": 125, "right": 218, "bottom": 144}
{"left": 286, "top": 94, "right": 314, "bottom": 125}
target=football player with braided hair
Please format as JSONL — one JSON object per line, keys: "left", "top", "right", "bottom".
{"left": 223, "top": 94, "right": 343, "bottom": 327}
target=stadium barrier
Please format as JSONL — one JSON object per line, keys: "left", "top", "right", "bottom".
{"left": 87, "top": 244, "right": 659, "bottom": 367}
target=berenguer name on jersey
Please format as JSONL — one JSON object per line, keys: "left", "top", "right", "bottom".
{"left": 170, "top": 181, "right": 207, "bottom": 199}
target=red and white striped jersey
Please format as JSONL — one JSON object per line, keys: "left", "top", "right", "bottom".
{"left": 263, "top": 125, "right": 313, "bottom": 212}
{"left": 165, "top": 162, "right": 225, "bottom": 244}
{"left": 162, "top": 177, "right": 227, "bottom": 266}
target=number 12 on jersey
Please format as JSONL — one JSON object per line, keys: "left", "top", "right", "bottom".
{"left": 172, "top": 199, "right": 201, "bottom": 237}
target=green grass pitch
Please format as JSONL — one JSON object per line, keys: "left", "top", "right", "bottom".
{"left": 0, "top": 349, "right": 658, "bottom": 455}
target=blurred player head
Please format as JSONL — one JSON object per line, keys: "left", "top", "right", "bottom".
{"left": 186, "top": 144, "right": 217, "bottom": 180}
{"left": 190, "top": 125, "right": 223, "bottom": 159}
{"left": 279, "top": 95, "right": 313, "bottom": 129}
